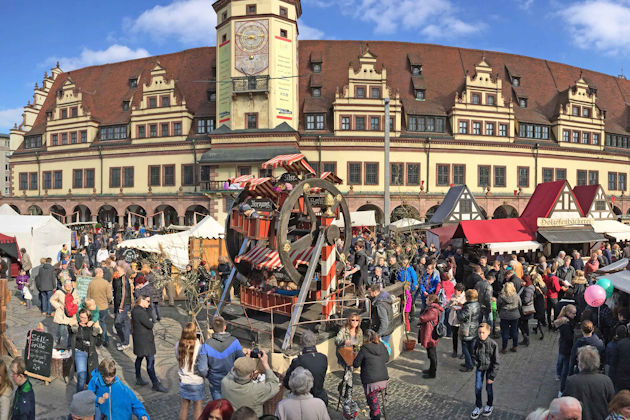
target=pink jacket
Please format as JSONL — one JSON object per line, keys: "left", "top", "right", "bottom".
{"left": 418, "top": 303, "right": 444, "bottom": 349}
{"left": 404, "top": 289, "right": 412, "bottom": 313}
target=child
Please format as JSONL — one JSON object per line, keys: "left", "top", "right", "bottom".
{"left": 470, "top": 323, "right": 499, "bottom": 419}
{"left": 403, "top": 282, "right": 412, "bottom": 332}
{"left": 15, "top": 270, "right": 30, "bottom": 307}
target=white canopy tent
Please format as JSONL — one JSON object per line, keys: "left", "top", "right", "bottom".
{"left": 591, "top": 220, "right": 630, "bottom": 242}
{"left": 390, "top": 218, "right": 423, "bottom": 229}
{"left": 0, "top": 215, "right": 71, "bottom": 264}
{"left": 117, "top": 215, "right": 224, "bottom": 269}
{"left": 0, "top": 204, "right": 18, "bottom": 216}
{"left": 332, "top": 211, "right": 377, "bottom": 228}
{"left": 599, "top": 270, "right": 630, "bottom": 294}
{"left": 485, "top": 240, "right": 543, "bottom": 255}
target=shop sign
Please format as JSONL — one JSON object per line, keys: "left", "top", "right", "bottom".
{"left": 537, "top": 217, "right": 594, "bottom": 227}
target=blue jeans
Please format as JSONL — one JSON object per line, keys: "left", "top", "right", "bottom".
{"left": 475, "top": 369, "right": 494, "bottom": 408}
{"left": 462, "top": 339, "right": 474, "bottom": 368}
{"left": 75, "top": 349, "right": 88, "bottom": 393}
{"left": 98, "top": 307, "right": 109, "bottom": 345}
{"left": 210, "top": 387, "right": 222, "bottom": 400}
{"left": 135, "top": 355, "right": 159, "bottom": 385}
{"left": 39, "top": 290, "right": 53, "bottom": 314}
{"left": 500, "top": 318, "right": 519, "bottom": 350}
{"left": 114, "top": 309, "right": 130, "bottom": 346}
{"left": 557, "top": 353, "right": 570, "bottom": 392}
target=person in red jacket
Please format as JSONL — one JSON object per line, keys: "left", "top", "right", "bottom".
{"left": 584, "top": 252, "right": 599, "bottom": 281}
{"left": 543, "top": 264, "right": 562, "bottom": 330}
{"left": 418, "top": 294, "right": 444, "bottom": 379}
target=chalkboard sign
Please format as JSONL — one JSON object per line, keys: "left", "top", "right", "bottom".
{"left": 280, "top": 172, "right": 300, "bottom": 184}
{"left": 248, "top": 198, "right": 274, "bottom": 211}
{"left": 76, "top": 275, "right": 93, "bottom": 303}
{"left": 25, "top": 329, "right": 53, "bottom": 381}
{"left": 122, "top": 248, "right": 138, "bottom": 264}
{"left": 308, "top": 195, "right": 326, "bottom": 207}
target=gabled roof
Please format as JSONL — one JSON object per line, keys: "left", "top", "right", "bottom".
{"left": 572, "top": 185, "right": 599, "bottom": 217}
{"left": 453, "top": 218, "right": 536, "bottom": 244}
{"left": 520, "top": 180, "right": 583, "bottom": 231}
{"left": 429, "top": 185, "right": 484, "bottom": 224}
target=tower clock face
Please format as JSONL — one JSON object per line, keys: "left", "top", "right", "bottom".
{"left": 234, "top": 20, "right": 269, "bottom": 75}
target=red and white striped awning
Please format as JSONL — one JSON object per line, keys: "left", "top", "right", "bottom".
{"left": 262, "top": 153, "right": 316, "bottom": 175}
{"left": 245, "top": 177, "right": 276, "bottom": 198}
{"left": 229, "top": 174, "right": 254, "bottom": 187}
{"left": 320, "top": 171, "right": 342, "bottom": 184}
{"left": 234, "top": 245, "right": 314, "bottom": 270}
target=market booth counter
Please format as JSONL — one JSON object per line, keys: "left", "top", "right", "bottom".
{"left": 453, "top": 218, "right": 543, "bottom": 256}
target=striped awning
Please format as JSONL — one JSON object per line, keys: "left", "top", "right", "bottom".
{"left": 262, "top": 153, "right": 316, "bottom": 175}
{"left": 229, "top": 174, "right": 254, "bottom": 187}
{"left": 320, "top": 171, "right": 342, "bottom": 184}
{"left": 245, "top": 177, "right": 276, "bottom": 198}
{"left": 234, "top": 245, "right": 314, "bottom": 270}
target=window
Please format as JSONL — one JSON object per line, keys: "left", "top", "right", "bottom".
{"left": 110, "top": 167, "right": 121, "bottom": 188}
{"left": 73, "top": 169, "right": 83, "bottom": 188}
{"left": 487, "top": 94, "right": 495, "bottom": 106}
{"left": 280, "top": 29, "right": 288, "bottom": 38}
{"left": 181, "top": 165, "right": 194, "bottom": 186}
{"left": 620, "top": 173, "right": 627, "bottom": 191}
{"left": 534, "top": 125, "right": 542, "bottom": 139}
{"left": 356, "top": 87, "right": 365, "bottom": 98}
{"left": 19, "top": 173, "right": 27, "bottom": 190}
{"left": 595, "top": 200, "right": 607, "bottom": 211}
{"left": 478, "top": 165, "right": 490, "bottom": 187}
{"left": 100, "top": 125, "right": 127, "bottom": 140}
{"left": 437, "top": 164, "right": 450, "bottom": 186}
{"left": 150, "top": 124, "right": 158, "bottom": 137}
{"left": 460, "top": 199, "right": 472, "bottom": 213}
{"left": 583, "top": 107, "right": 590, "bottom": 118}
{"left": 222, "top": 11, "right": 227, "bottom": 21}
{"left": 426, "top": 117, "right": 434, "bottom": 132}
{"left": 312, "top": 87, "right": 321, "bottom": 97}
{"left": 81, "top": 131, "right": 87, "bottom": 143}
{"left": 408, "top": 116, "right": 444, "bottom": 132}
{"left": 122, "top": 101, "right": 130, "bottom": 111}
{"left": 572, "top": 131, "right": 579, "bottom": 143}
{"left": 61, "top": 109, "right": 67, "bottom": 119}
{"left": 453, "top": 164, "right": 465, "bottom": 185}
{"left": 43, "top": 172, "right": 51, "bottom": 190}
{"left": 148, "top": 97, "right": 157, "bottom": 108}
{"left": 306, "top": 114, "right": 325, "bottom": 130}
{"left": 407, "top": 163, "right": 420, "bottom": 185}
{"left": 577, "top": 170, "right": 587, "bottom": 186}
{"left": 222, "top": 34, "right": 227, "bottom": 43}
{"left": 161, "top": 123, "right": 169, "bottom": 137}
{"left": 129, "top": 78, "right": 138, "bottom": 88}
{"left": 197, "top": 118, "right": 214, "bottom": 134}
{"left": 512, "top": 77, "right": 520, "bottom": 87}
{"left": 312, "top": 63, "right": 321, "bottom": 73}
{"left": 589, "top": 170, "right": 599, "bottom": 185}
{"left": 238, "top": 166, "right": 251, "bottom": 176}
{"left": 161, "top": 96, "right": 170, "bottom": 107}
{"left": 85, "top": 169, "right": 95, "bottom": 189}
{"left": 527, "top": 124, "right": 534, "bottom": 138}
{"left": 519, "top": 98, "right": 527, "bottom": 108}
{"left": 247, "top": 4, "right": 256, "bottom": 15}
{"left": 471, "top": 93, "right": 480, "bottom": 104}
{"left": 436, "top": 117, "right": 445, "bottom": 132}
{"left": 207, "top": 91, "right": 216, "bottom": 102}
{"left": 572, "top": 106, "right": 579, "bottom": 116}
{"left": 71, "top": 132, "right": 77, "bottom": 144}
{"left": 54, "top": 171, "right": 62, "bottom": 189}
{"left": 280, "top": 6, "right": 288, "bottom": 16}
{"left": 348, "top": 163, "right": 362, "bottom": 185}
{"left": 123, "top": 167, "right": 134, "bottom": 187}
{"left": 138, "top": 126, "right": 146, "bottom": 138}
{"left": 556, "top": 168, "right": 566, "bottom": 181}
{"left": 563, "top": 130, "right": 570, "bottom": 142}
{"left": 417, "top": 117, "right": 425, "bottom": 132}
{"left": 51, "top": 134, "right": 58, "bottom": 146}
{"left": 149, "top": 166, "right": 161, "bottom": 186}
{"left": 391, "top": 163, "right": 404, "bottom": 185}
{"left": 62, "top": 133, "right": 68, "bottom": 145}
{"left": 609, "top": 172, "right": 618, "bottom": 190}
{"left": 246, "top": 113, "right": 257, "bottom": 129}
{"left": 411, "top": 65, "right": 422, "bottom": 75}
{"left": 341, "top": 117, "right": 350, "bottom": 130}
{"left": 415, "top": 90, "right": 425, "bottom": 100}
{"left": 199, "top": 165, "right": 210, "bottom": 182}
{"left": 458, "top": 120, "right": 468, "bottom": 134}
{"left": 355, "top": 117, "right": 365, "bottom": 130}
{"left": 499, "top": 124, "right": 508, "bottom": 137}
{"left": 606, "top": 134, "right": 611, "bottom": 146}
{"left": 259, "top": 168, "right": 273, "bottom": 178}
{"left": 28, "top": 173, "right": 37, "bottom": 190}
{"left": 486, "top": 122, "right": 495, "bottom": 136}
{"left": 370, "top": 87, "right": 381, "bottom": 99}
{"left": 173, "top": 122, "right": 182, "bottom": 136}
{"left": 593, "top": 133, "right": 600, "bottom": 145}
{"left": 163, "top": 165, "right": 175, "bottom": 186}
{"left": 494, "top": 166, "right": 506, "bottom": 187}
{"left": 472, "top": 122, "right": 481, "bottom": 135}
{"left": 370, "top": 117, "right": 380, "bottom": 131}
{"left": 365, "top": 163, "right": 378, "bottom": 185}
{"left": 71, "top": 107, "right": 78, "bottom": 117}
{"left": 24, "top": 135, "right": 42, "bottom": 149}
{"left": 322, "top": 162, "right": 337, "bottom": 174}
{"left": 582, "top": 132, "right": 589, "bottom": 144}
{"left": 542, "top": 126, "right": 549, "bottom": 139}
{"left": 543, "top": 168, "right": 554, "bottom": 183}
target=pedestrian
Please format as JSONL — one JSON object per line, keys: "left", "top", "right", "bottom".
{"left": 276, "top": 367, "right": 330, "bottom": 420}
{"left": 569, "top": 320, "right": 605, "bottom": 375}
{"left": 418, "top": 263, "right": 439, "bottom": 311}
{"left": 15, "top": 269, "right": 30, "bottom": 308}
{"left": 221, "top": 350, "right": 279, "bottom": 417}
{"left": 0, "top": 360, "right": 12, "bottom": 420}
{"left": 607, "top": 325, "right": 630, "bottom": 392}
{"left": 35, "top": 257, "right": 56, "bottom": 317}
{"left": 198, "top": 399, "right": 234, "bottom": 420}
{"left": 283, "top": 331, "right": 328, "bottom": 405}
{"left": 531, "top": 272, "right": 547, "bottom": 339}
{"left": 334, "top": 311, "right": 363, "bottom": 406}
{"left": 418, "top": 294, "right": 444, "bottom": 379}
{"left": 606, "top": 390, "right": 630, "bottom": 419}
{"left": 344, "top": 240, "right": 369, "bottom": 299}
{"left": 458, "top": 289, "right": 481, "bottom": 372}
{"left": 9, "top": 357, "right": 35, "bottom": 420}
{"left": 470, "top": 323, "right": 499, "bottom": 419}
{"left": 352, "top": 330, "right": 389, "bottom": 420}
{"left": 475, "top": 269, "right": 493, "bottom": 323}
{"left": 553, "top": 304, "right": 578, "bottom": 394}
{"left": 112, "top": 265, "right": 131, "bottom": 351}
{"left": 447, "top": 283, "right": 466, "bottom": 357}
{"left": 87, "top": 358, "right": 149, "bottom": 420}
{"left": 572, "top": 271, "right": 588, "bottom": 316}
{"left": 176, "top": 322, "right": 205, "bottom": 420}
{"left": 96, "top": 245, "right": 109, "bottom": 265}
{"left": 50, "top": 279, "right": 79, "bottom": 349}
{"left": 518, "top": 275, "right": 536, "bottom": 347}
{"left": 403, "top": 282, "right": 412, "bottom": 332}
{"left": 133, "top": 275, "right": 160, "bottom": 321}
{"left": 564, "top": 346, "right": 615, "bottom": 420}
{"left": 68, "top": 390, "right": 96, "bottom": 420}
{"left": 131, "top": 295, "right": 167, "bottom": 392}
{"left": 497, "top": 282, "right": 521, "bottom": 354}
{"left": 368, "top": 284, "right": 394, "bottom": 343}
{"left": 71, "top": 308, "right": 101, "bottom": 393}
{"left": 217, "top": 257, "right": 232, "bottom": 299}
{"left": 196, "top": 316, "right": 244, "bottom": 400}
{"left": 86, "top": 267, "right": 112, "bottom": 348}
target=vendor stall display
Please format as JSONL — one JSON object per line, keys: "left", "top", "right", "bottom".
{"left": 0, "top": 214, "right": 71, "bottom": 265}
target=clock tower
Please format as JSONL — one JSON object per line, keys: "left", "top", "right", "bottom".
{"left": 213, "top": 0, "right": 301, "bottom": 131}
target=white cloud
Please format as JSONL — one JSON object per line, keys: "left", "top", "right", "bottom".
{"left": 559, "top": 1, "right": 630, "bottom": 54}
{"left": 299, "top": 20, "right": 325, "bottom": 39}
{"left": 49, "top": 45, "right": 151, "bottom": 71}
{"left": 0, "top": 108, "right": 23, "bottom": 132}
{"left": 518, "top": 0, "right": 534, "bottom": 10}
{"left": 129, "top": 0, "right": 216, "bottom": 45}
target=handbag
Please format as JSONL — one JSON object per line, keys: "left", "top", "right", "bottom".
{"left": 430, "top": 319, "right": 447, "bottom": 340}
{"left": 518, "top": 287, "right": 535, "bottom": 316}
{"left": 458, "top": 308, "right": 470, "bottom": 338}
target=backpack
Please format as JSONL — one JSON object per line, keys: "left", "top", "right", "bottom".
{"left": 64, "top": 289, "right": 78, "bottom": 318}
{"left": 430, "top": 318, "right": 447, "bottom": 340}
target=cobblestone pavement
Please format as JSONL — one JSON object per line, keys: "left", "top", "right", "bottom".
{"left": 12, "top": 285, "right": 557, "bottom": 419}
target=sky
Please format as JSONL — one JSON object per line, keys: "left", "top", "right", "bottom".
{"left": 2, "top": 0, "right": 630, "bottom": 133}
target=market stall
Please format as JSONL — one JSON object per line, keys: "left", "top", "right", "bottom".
{"left": 0, "top": 215, "right": 71, "bottom": 265}
{"left": 453, "top": 218, "right": 542, "bottom": 255}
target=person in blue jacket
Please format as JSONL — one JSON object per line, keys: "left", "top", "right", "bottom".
{"left": 87, "top": 358, "right": 149, "bottom": 420}
{"left": 396, "top": 257, "right": 417, "bottom": 294}
{"left": 418, "top": 263, "right": 440, "bottom": 310}
{"left": 196, "top": 316, "right": 245, "bottom": 400}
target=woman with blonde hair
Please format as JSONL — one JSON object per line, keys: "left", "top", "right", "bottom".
{"left": 0, "top": 360, "right": 13, "bottom": 419}
{"left": 176, "top": 322, "right": 204, "bottom": 420}
{"left": 497, "top": 282, "right": 522, "bottom": 354}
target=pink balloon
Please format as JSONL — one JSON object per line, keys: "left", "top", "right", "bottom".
{"left": 585, "top": 285, "right": 607, "bottom": 308}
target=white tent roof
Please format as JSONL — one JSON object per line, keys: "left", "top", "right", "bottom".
{"left": 591, "top": 220, "right": 630, "bottom": 242}
{"left": 117, "top": 215, "right": 224, "bottom": 268}
{"left": 486, "top": 240, "right": 542, "bottom": 255}
{"left": 0, "top": 215, "right": 71, "bottom": 263}
{"left": 0, "top": 204, "right": 18, "bottom": 216}
{"left": 390, "top": 218, "right": 422, "bottom": 229}
{"left": 332, "top": 211, "right": 377, "bottom": 228}
{"left": 599, "top": 270, "right": 630, "bottom": 294}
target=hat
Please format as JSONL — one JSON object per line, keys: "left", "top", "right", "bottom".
{"left": 134, "top": 275, "right": 147, "bottom": 285}
{"left": 233, "top": 356, "right": 258, "bottom": 378}
{"left": 70, "top": 390, "right": 96, "bottom": 416}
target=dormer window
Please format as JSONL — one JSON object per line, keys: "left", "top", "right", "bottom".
{"left": 471, "top": 93, "right": 481, "bottom": 104}
{"left": 512, "top": 77, "right": 520, "bottom": 87}
{"left": 415, "top": 89, "right": 425, "bottom": 100}
{"left": 356, "top": 87, "right": 366, "bottom": 98}
{"left": 122, "top": 101, "right": 130, "bottom": 111}
{"left": 519, "top": 98, "right": 527, "bottom": 108}
{"left": 572, "top": 105, "right": 579, "bottom": 116}
{"left": 148, "top": 97, "right": 157, "bottom": 108}
{"left": 129, "top": 78, "right": 138, "bottom": 88}
{"left": 583, "top": 107, "right": 591, "bottom": 118}
{"left": 487, "top": 95, "right": 496, "bottom": 106}
{"left": 207, "top": 91, "right": 216, "bottom": 102}
{"left": 61, "top": 109, "right": 67, "bottom": 119}
{"left": 313, "top": 63, "right": 321, "bottom": 73}
{"left": 412, "top": 65, "right": 422, "bottom": 76}
{"left": 312, "top": 88, "right": 321, "bottom": 97}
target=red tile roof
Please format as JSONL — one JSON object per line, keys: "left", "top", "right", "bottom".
{"left": 572, "top": 185, "right": 599, "bottom": 217}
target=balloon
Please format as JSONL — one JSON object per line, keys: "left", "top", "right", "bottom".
{"left": 585, "top": 285, "right": 607, "bottom": 308}
{"left": 596, "top": 278, "right": 614, "bottom": 299}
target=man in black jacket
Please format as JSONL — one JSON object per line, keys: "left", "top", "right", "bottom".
{"left": 10, "top": 356, "right": 35, "bottom": 420}
{"left": 35, "top": 257, "right": 56, "bottom": 316}
{"left": 112, "top": 266, "right": 132, "bottom": 350}
{"left": 283, "top": 330, "right": 328, "bottom": 405}
{"left": 369, "top": 284, "right": 394, "bottom": 343}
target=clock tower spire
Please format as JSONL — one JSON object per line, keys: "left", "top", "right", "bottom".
{"left": 213, "top": 0, "right": 301, "bottom": 130}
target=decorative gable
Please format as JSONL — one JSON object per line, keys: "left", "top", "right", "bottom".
{"left": 430, "top": 185, "right": 487, "bottom": 224}
{"left": 584, "top": 186, "right": 614, "bottom": 219}
{"left": 548, "top": 182, "right": 582, "bottom": 219}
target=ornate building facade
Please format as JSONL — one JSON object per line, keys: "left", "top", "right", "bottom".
{"left": 5, "top": 0, "right": 630, "bottom": 227}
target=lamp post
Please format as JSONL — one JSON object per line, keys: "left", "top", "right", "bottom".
{"left": 384, "top": 98, "right": 391, "bottom": 228}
